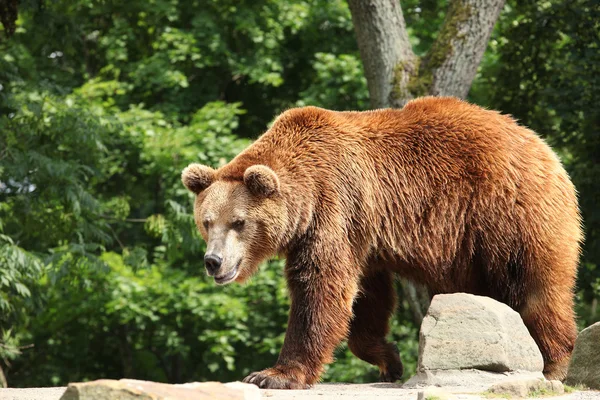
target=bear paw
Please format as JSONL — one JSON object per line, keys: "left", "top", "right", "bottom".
{"left": 242, "top": 366, "right": 309, "bottom": 389}
{"left": 543, "top": 356, "right": 570, "bottom": 381}
{"left": 379, "top": 343, "right": 404, "bottom": 382}
{"left": 379, "top": 362, "right": 403, "bottom": 382}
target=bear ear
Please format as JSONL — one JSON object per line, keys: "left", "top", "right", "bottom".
{"left": 181, "top": 163, "right": 216, "bottom": 194}
{"left": 244, "top": 165, "right": 280, "bottom": 197}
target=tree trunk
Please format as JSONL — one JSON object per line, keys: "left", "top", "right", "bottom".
{"left": 349, "top": 0, "right": 506, "bottom": 104}
{"left": 398, "top": 280, "right": 432, "bottom": 326}
{"left": 119, "top": 324, "right": 134, "bottom": 378}
{"left": 425, "top": 0, "right": 506, "bottom": 98}
{"left": 348, "top": 0, "right": 506, "bottom": 323}
{"left": 347, "top": 0, "right": 417, "bottom": 109}
{"left": 0, "top": 363, "right": 7, "bottom": 388}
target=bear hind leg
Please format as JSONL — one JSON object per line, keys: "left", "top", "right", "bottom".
{"left": 348, "top": 268, "right": 403, "bottom": 382}
{"left": 519, "top": 284, "right": 577, "bottom": 380}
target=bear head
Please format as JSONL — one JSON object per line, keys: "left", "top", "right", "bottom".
{"left": 181, "top": 163, "right": 288, "bottom": 284}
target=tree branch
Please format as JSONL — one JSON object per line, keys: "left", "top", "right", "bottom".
{"left": 423, "top": 0, "right": 506, "bottom": 98}
{"left": 0, "top": 363, "right": 6, "bottom": 388}
{"left": 100, "top": 215, "right": 147, "bottom": 223}
{"left": 347, "top": 0, "right": 417, "bottom": 108}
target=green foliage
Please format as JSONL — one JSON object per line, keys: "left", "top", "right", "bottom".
{"left": 297, "top": 53, "right": 369, "bottom": 110}
{"left": 13, "top": 254, "right": 289, "bottom": 385}
{"left": 564, "top": 384, "right": 589, "bottom": 393}
{"left": 0, "top": 232, "right": 43, "bottom": 367}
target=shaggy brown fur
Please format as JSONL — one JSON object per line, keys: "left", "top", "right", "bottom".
{"left": 182, "top": 97, "right": 582, "bottom": 389}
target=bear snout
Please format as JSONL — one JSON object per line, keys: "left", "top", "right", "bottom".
{"left": 204, "top": 254, "right": 223, "bottom": 276}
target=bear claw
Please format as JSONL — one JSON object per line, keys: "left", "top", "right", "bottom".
{"left": 379, "top": 366, "right": 403, "bottom": 383}
{"left": 242, "top": 368, "right": 309, "bottom": 389}
{"left": 379, "top": 343, "right": 404, "bottom": 382}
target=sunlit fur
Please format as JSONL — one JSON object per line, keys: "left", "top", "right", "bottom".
{"left": 182, "top": 96, "right": 582, "bottom": 388}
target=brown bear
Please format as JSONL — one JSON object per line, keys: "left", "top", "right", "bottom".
{"left": 181, "top": 96, "right": 582, "bottom": 389}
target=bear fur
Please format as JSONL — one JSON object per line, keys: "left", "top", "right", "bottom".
{"left": 182, "top": 97, "right": 582, "bottom": 389}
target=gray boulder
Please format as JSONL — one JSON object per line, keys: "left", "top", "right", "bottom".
{"left": 404, "top": 293, "right": 546, "bottom": 389}
{"left": 566, "top": 321, "right": 600, "bottom": 389}
{"left": 416, "top": 293, "right": 544, "bottom": 373}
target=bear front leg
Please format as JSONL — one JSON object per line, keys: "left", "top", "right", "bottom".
{"left": 243, "top": 248, "right": 360, "bottom": 389}
{"left": 348, "top": 269, "right": 403, "bottom": 382}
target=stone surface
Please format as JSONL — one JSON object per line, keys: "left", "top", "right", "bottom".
{"left": 2, "top": 387, "right": 67, "bottom": 400}
{"left": 488, "top": 378, "right": 564, "bottom": 398}
{"left": 566, "top": 321, "right": 600, "bottom": 390}
{"left": 403, "top": 369, "right": 545, "bottom": 391}
{"left": 550, "top": 380, "right": 566, "bottom": 394}
{"left": 417, "top": 293, "right": 543, "bottom": 373}
{"left": 0, "top": 383, "right": 594, "bottom": 400}
{"left": 58, "top": 379, "right": 259, "bottom": 400}
{"left": 416, "top": 386, "right": 454, "bottom": 400}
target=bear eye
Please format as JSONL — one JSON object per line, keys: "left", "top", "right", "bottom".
{"left": 231, "top": 219, "right": 245, "bottom": 230}
{"left": 203, "top": 219, "right": 210, "bottom": 230}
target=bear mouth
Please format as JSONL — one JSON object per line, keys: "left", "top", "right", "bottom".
{"left": 214, "top": 261, "right": 240, "bottom": 285}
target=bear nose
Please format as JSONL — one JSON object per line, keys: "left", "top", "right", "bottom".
{"left": 204, "top": 254, "right": 222, "bottom": 276}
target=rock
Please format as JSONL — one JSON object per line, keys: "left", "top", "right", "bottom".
{"left": 404, "top": 293, "right": 546, "bottom": 389}
{"left": 488, "top": 380, "right": 533, "bottom": 398}
{"left": 403, "top": 369, "right": 545, "bottom": 391}
{"left": 224, "top": 381, "right": 262, "bottom": 398}
{"left": 417, "top": 293, "right": 543, "bottom": 373}
{"left": 59, "top": 379, "right": 260, "bottom": 400}
{"left": 548, "top": 379, "right": 565, "bottom": 394}
{"left": 488, "top": 378, "right": 564, "bottom": 398}
{"left": 565, "top": 321, "right": 600, "bottom": 389}
{"left": 416, "top": 386, "right": 455, "bottom": 400}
